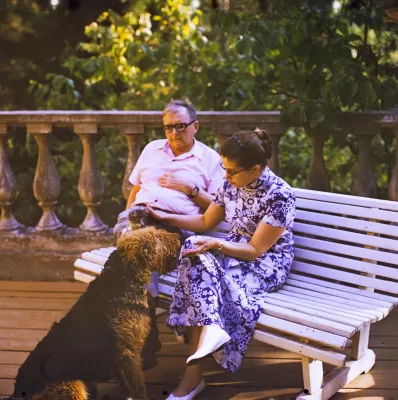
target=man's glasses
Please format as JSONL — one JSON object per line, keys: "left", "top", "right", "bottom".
{"left": 162, "top": 120, "right": 196, "bottom": 133}
{"left": 220, "top": 163, "right": 245, "bottom": 177}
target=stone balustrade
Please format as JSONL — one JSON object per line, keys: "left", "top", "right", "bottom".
{"left": 0, "top": 110, "right": 396, "bottom": 263}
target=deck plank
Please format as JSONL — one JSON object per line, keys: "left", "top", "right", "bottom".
{"left": 0, "top": 281, "right": 86, "bottom": 293}
{"left": 0, "top": 281, "right": 397, "bottom": 399}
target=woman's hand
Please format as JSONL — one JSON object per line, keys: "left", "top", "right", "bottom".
{"left": 182, "top": 237, "right": 222, "bottom": 257}
{"left": 158, "top": 173, "right": 192, "bottom": 195}
{"left": 146, "top": 206, "right": 169, "bottom": 221}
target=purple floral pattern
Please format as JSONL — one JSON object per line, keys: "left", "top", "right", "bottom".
{"left": 166, "top": 167, "right": 296, "bottom": 372}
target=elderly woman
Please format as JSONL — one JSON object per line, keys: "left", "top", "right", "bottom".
{"left": 148, "top": 129, "right": 296, "bottom": 400}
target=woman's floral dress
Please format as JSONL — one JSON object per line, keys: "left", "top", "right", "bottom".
{"left": 167, "top": 167, "right": 296, "bottom": 372}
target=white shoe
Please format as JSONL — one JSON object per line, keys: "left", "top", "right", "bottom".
{"left": 165, "top": 379, "right": 205, "bottom": 400}
{"left": 186, "top": 325, "right": 230, "bottom": 365}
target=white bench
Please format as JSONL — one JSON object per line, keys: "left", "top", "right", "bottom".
{"left": 74, "top": 188, "right": 398, "bottom": 400}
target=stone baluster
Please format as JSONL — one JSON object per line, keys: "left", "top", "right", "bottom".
{"left": 119, "top": 125, "right": 144, "bottom": 201}
{"left": 389, "top": 128, "right": 398, "bottom": 201}
{"left": 257, "top": 123, "right": 284, "bottom": 176}
{"left": 212, "top": 123, "right": 240, "bottom": 153}
{"left": 28, "top": 123, "right": 64, "bottom": 231}
{"left": 0, "top": 124, "right": 22, "bottom": 232}
{"left": 268, "top": 134, "right": 282, "bottom": 176}
{"left": 345, "top": 115, "right": 378, "bottom": 198}
{"left": 351, "top": 136, "right": 377, "bottom": 198}
{"left": 74, "top": 123, "right": 107, "bottom": 232}
{"left": 380, "top": 112, "right": 398, "bottom": 201}
{"left": 306, "top": 129, "right": 330, "bottom": 192}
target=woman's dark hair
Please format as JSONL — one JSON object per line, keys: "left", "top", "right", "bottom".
{"left": 220, "top": 128, "right": 273, "bottom": 169}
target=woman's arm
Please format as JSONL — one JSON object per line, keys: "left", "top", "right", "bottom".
{"left": 182, "top": 221, "right": 285, "bottom": 261}
{"left": 147, "top": 202, "right": 225, "bottom": 233}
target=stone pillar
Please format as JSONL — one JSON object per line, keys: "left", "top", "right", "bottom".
{"left": 0, "top": 124, "right": 22, "bottom": 232}
{"left": 389, "top": 128, "right": 398, "bottom": 201}
{"left": 74, "top": 123, "right": 107, "bottom": 232}
{"left": 119, "top": 125, "right": 144, "bottom": 201}
{"left": 380, "top": 112, "right": 398, "bottom": 201}
{"left": 212, "top": 123, "right": 239, "bottom": 153}
{"left": 258, "top": 123, "right": 284, "bottom": 176}
{"left": 306, "top": 129, "right": 330, "bottom": 192}
{"left": 28, "top": 123, "right": 64, "bottom": 231}
{"left": 350, "top": 134, "right": 377, "bottom": 198}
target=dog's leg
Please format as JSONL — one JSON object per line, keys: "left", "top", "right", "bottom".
{"left": 113, "top": 311, "right": 150, "bottom": 400}
{"left": 141, "top": 293, "right": 161, "bottom": 370}
{"left": 116, "top": 351, "right": 148, "bottom": 400}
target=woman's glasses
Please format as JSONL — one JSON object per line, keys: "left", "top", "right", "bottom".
{"left": 220, "top": 163, "right": 245, "bottom": 177}
{"left": 162, "top": 120, "right": 196, "bottom": 133}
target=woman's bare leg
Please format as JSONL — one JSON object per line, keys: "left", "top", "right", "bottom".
{"left": 172, "top": 326, "right": 204, "bottom": 397}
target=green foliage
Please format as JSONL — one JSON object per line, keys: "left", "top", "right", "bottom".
{"left": 7, "top": 0, "right": 398, "bottom": 226}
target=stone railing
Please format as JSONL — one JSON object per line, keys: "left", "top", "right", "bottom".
{"left": 0, "top": 110, "right": 397, "bottom": 262}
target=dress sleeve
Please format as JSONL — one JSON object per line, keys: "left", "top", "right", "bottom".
{"left": 213, "top": 179, "right": 228, "bottom": 207}
{"left": 261, "top": 186, "right": 296, "bottom": 228}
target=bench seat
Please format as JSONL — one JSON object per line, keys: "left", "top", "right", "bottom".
{"left": 74, "top": 188, "right": 398, "bottom": 399}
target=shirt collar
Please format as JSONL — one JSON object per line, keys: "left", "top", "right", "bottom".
{"left": 245, "top": 166, "right": 271, "bottom": 190}
{"left": 155, "top": 139, "right": 203, "bottom": 160}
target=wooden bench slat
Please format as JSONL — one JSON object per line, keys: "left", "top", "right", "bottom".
{"left": 258, "top": 302, "right": 357, "bottom": 338}
{"left": 74, "top": 259, "right": 104, "bottom": 275}
{"left": 253, "top": 329, "right": 346, "bottom": 367}
{"left": 294, "top": 188, "right": 398, "bottom": 212}
{"left": 267, "top": 290, "right": 377, "bottom": 323}
{"left": 294, "top": 222, "right": 398, "bottom": 252}
{"left": 292, "top": 260, "right": 398, "bottom": 294}
{"left": 294, "top": 248, "right": 398, "bottom": 281}
{"left": 74, "top": 271, "right": 95, "bottom": 284}
{"left": 288, "top": 272, "right": 398, "bottom": 304}
{"left": 81, "top": 252, "right": 108, "bottom": 266}
{"left": 286, "top": 278, "right": 394, "bottom": 309}
{"left": 263, "top": 294, "right": 368, "bottom": 327}
{"left": 276, "top": 290, "right": 379, "bottom": 321}
{"left": 91, "top": 249, "right": 114, "bottom": 257}
{"left": 256, "top": 314, "right": 348, "bottom": 349}
{"left": 296, "top": 198, "right": 398, "bottom": 223}
{"left": 295, "top": 209, "right": 398, "bottom": 238}
{"left": 282, "top": 285, "right": 388, "bottom": 319}
{"left": 295, "top": 236, "right": 398, "bottom": 266}
{"left": 99, "top": 247, "right": 116, "bottom": 253}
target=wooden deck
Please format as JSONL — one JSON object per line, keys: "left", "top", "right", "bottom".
{"left": 0, "top": 281, "right": 397, "bottom": 400}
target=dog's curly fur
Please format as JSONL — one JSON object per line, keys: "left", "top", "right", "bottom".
{"left": 11, "top": 227, "right": 180, "bottom": 400}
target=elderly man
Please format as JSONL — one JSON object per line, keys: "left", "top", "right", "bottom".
{"left": 114, "top": 100, "right": 223, "bottom": 369}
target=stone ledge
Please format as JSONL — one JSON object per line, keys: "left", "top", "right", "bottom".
{"left": 0, "top": 227, "right": 115, "bottom": 254}
{"left": 0, "top": 228, "right": 115, "bottom": 281}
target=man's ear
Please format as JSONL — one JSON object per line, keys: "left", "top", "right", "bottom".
{"left": 193, "top": 120, "right": 199, "bottom": 133}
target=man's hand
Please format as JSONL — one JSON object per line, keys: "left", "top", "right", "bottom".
{"left": 181, "top": 237, "right": 221, "bottom": 257}
{"left": 158, "top": 173, "right": 192, "bottom": 195}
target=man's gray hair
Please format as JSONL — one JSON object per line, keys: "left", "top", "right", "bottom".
{"left": 163, "top": 100, "right": 197, "bottom": 121}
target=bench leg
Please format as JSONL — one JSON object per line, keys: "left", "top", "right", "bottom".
{"left": 301, "top": 356, "right": 324, "bottom": 395}
{"left": 296, "top": 350, "right": 376, "bottom": 400}
{"left": 351, "top": 324, "right": 370, "bottom": 362}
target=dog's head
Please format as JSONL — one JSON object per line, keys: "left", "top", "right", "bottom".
{"left": 117, "top": 226, "right": 180, "bottom": 281}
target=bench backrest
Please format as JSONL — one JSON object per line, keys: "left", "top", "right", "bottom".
{"left": 206, "top": 188, "right": 398, "bottom": 297}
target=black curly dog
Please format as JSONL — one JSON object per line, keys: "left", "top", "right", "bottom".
{"left": 11, "top": 227, "right": 180, "bottom": 400}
